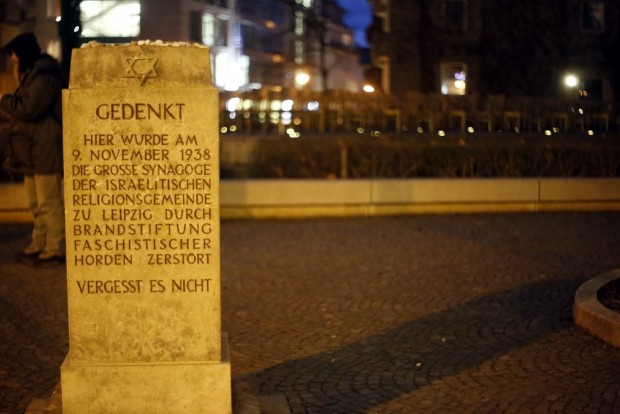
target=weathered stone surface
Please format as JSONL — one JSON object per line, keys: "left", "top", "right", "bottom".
{"left": 60, "top": 44, "right": 229, "bottom": 412}
{"left": 61, "top": 336, "right": 231, "bottom": 413}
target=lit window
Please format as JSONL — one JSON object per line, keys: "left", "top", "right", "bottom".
{"left": 81, "top": 0, "right": 140, "bottom": 37}
{"left": 295, "top": 40, "right": 304, "bottom": 64}
{"left": 191, "top": 12, "right": 226, "bottom": 47}
{"left": 202, "top": 13, "right": 215, "bottom": 46}
{"left": 582, "top": 1, "right": 604, "bottom": 32}
{"left": 295, "top": 11, "right": 304, "bottom": 35}
{"left": 215, "top": 52, "right": 248, "bottom": 91}
{"left": 216, "top": 17, "right": 228, "bottom": 46}
{"left": 440, "top": 63, "right": 467, "bottom": 95}
{"left": 46, "top": 40, "right": 61, "bottom": 60}
{"left": 46, "top": 0, "right": 61, "bottom": 20}
{"left": 341, "top": 33, "right": 352, "bottom": 47}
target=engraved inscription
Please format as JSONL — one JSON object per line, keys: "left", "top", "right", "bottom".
{"left": 124, "top": 51, "right": 159, "bottom": 86}
{"left": 68, "top": 98, "right": 217, "bottom": 296}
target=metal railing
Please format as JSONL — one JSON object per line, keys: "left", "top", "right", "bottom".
{"left": 219, "top": 91, "right": 617, "bottom": 136}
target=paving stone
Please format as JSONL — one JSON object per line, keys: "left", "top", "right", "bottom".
{"left": 2, "top": 214, "right": 620, "bottom": 413}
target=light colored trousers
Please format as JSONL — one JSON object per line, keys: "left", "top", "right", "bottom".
{"left": 24, "top": 174, "right": 66, "bottom": 256}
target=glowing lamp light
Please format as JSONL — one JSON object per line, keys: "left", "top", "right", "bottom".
{"left": 282, "top": 100, "right": 294, "bottom": 112}
{"left": 226, "top": 97, "right": 240, "bottom": 112}
{"left": 363, "top": 84, "right": 375, "bottom": 93}
{"left": 564, "top": 74, "right": 579, "bottom": 88}
{"left": 307, "top": 101, "right": 320, "bottom": 111}
{"left": 295, "top": 72, "right": 310, "bottom": 88}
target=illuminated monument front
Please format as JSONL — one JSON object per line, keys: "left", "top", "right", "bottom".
{"left": 60, "top": 42, "right": 231, "bottom": 413}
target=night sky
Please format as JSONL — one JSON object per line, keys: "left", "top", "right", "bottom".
{"left": 334, "top": 0, "right": 372, "bottom": 47}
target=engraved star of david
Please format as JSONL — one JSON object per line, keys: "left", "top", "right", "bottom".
{"left": 124, "top": 52, "right": 159, "bottom": 86}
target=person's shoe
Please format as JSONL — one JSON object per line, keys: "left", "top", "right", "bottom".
{"left": 17, "top": 246, "right": 42, "bottom": 264}
{"left": 33, "top": 252, "right": 66, "bottom": 268}
{"left": 23, "top": 245, "right": 42, "bottom": 255}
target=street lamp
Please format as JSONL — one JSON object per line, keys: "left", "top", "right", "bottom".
{"left": 564, "top": 74, "right": 579, "bottom": 88}
{"left": 295, "top": 71, "right": 311, "bottom": 89}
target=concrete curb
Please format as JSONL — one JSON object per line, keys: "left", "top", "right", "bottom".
{"left": 573, "top": 269, "right": 620, "bottom": 348}
{"left": 3, "top": 178, "right": 620, "bottom": 221}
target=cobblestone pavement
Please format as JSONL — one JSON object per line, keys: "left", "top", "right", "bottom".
{"left": 2, "top": 212, "right": 620, "bottom": 413}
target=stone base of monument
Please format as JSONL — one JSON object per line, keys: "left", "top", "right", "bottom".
{"left": 60, "top": 335, "right": 232, "bottom": 413}
{"left": 25, "top": 377, "right": 291, "bottom": 414}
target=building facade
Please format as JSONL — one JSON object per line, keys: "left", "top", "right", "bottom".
{"left": 0, "top": 0, "right": 61, "bottom": 91}
{"left": 235, "top": 0, "right": 363, "bottom": 92}
{"left": 0, "top": 0, "right": 363, "bottom": 93}
{"left": 368, "top": 0, "right": 620, "bottom": 102}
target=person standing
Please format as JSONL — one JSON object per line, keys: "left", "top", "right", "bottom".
{"left": 0, "top": 32, "right": 65, "bottom": 266}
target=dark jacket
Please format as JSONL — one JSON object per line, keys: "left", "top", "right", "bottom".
{"left": 0, "top": 54, "right": 63, "bottom": 174}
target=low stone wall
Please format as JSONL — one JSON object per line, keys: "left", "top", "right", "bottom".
{"left": 574, "top": 270, "right": 620, "bottom": 348}
{"left": 2, "top": 178, "right": 620, "bottom": 222}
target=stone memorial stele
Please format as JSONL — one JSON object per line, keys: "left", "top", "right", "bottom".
{"left": 60, "top": 42, "right": 231, "bottom": 413}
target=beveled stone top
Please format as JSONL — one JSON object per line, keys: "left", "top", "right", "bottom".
{"left": 69, "top": 42, "right": 213, "bottom": 89}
